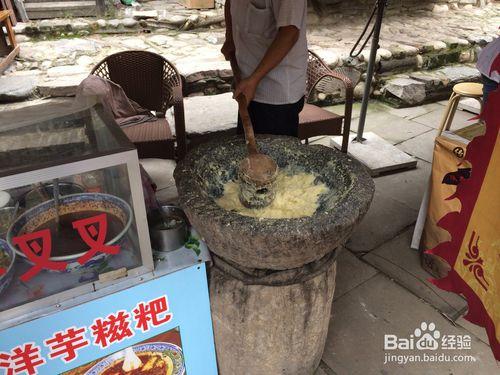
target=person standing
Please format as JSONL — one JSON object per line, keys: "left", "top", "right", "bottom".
{"left": 222, "top": 0, "right": 308, "bottom": 137}
{"left": 477, "top": 36, "right": 500, "bottom": 105}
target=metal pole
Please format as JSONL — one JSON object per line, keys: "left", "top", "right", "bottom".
{"left": 355, "top": 0, "right": 387, "bottom": 142}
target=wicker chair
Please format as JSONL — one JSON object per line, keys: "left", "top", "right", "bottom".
{"left": 299, "top": 50, "right": 354, "bottom": 153}
{"left": 91, "top": 50, "right": 186, "bottom": 160}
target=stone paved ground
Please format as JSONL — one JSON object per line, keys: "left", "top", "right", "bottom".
{"left": 306, "top": 101, "right": 500, "bottom": 374}
{"left": 1, "top": 3, "right": 498, "bottom": 105}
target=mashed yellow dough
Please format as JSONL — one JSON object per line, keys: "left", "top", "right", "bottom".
{"left": 216, "top": 171, "right": 328, "bottom": 219}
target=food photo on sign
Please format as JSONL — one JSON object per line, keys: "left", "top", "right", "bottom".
{"left": 63, "top": 328, "right": 185, "bottom": 375}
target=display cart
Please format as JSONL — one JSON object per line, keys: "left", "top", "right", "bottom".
{"left": 0, "top": 103, "right": 217, "bottom": 375}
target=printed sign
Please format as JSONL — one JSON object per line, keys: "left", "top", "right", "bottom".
{"left": 2, "top": 214, "right": 120, "bottom": 281}
{"left": 0, "top": 264, "right": 217, "bottom": 375}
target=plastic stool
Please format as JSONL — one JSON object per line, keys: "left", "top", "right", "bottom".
{"left": 438, "top": 82, "right": 483, "bottom": 135}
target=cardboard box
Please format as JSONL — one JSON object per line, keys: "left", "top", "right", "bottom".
{"left": 183, "top": 0, "right": 215, "bottom": 9}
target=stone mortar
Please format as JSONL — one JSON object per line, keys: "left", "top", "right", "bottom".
{"left": 174, "top": 135, "right": 375, "bottom": 270}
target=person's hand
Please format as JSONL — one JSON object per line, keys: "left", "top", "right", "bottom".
{"left": 221, "top": 39, "right": 235, "bottom": 61}
{"left": 234, "top": 76, "right": 259, "bottom": 104}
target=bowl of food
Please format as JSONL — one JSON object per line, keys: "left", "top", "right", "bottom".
{"left": 0, "top": 191, "right": 13, "bottom": 209}
{"left": 21, "top": 182, "right": 85, "bottom": 210}
{"left": 7, "top": 193, "right": 132, "bottom": 273}
{"left": 150, "top": 205, "right": 188, "bottom": 253}
{"left": 0, "top": 239, "right": 16, "bottom": 295}
{"left": 0, "top": 207, "right": 17, "bottom": 239}
{"left": 85, "top": 342, "right": 185, "bottom": 375}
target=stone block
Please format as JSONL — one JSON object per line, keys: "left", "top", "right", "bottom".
{"left": 466, "top": 34, "right": 493, "bottom": 46}
{"left": 433, "top": 3, "right": 449, "bottom": 12}
{"left": 76, "top": 55, "right": 94, "bottom": 66}
{"left": 0, "top": 76, "right": 37, "bottom": 103}
{"left": 37, "top": 74, "right": 87, "bottom": 97}
{"left": 166, "top": 92, "right": 237, "bottom": 136}
{"left": 159, "top": 14, "right": 187, "bottom": 26}
{"left": 46, "top": 65, "right": 88, "bottom": 77}
{"left": 379, "top": 56, "right": 420, "bottom": 73}
{"left": 107, "top": 19, "right": 122, "bottom": 28}
{"left": 120, "top": 38, "right": 147, "bottom": 49}
{"left": 422, "top": 40, "right": 447, "bottom": 53}
{"left": 13, "top": 23, "right": 27, "bottom": 34}
{"left": 148, "top": 34, "right": 171, "bottom": 46}
{"left": 384, "top": 78, "right": 427, "bottom": 106}
{"left": 122, "top": 18, "right": 138, "bottom": 28}
{"left": 132, "top": 10, "right": 158, "bottom": 20}
{"left": 72, "top": 20, "right": 88, "bottom": 31}
{"left": 389, "top": 44, "right": 419, "bottom": 59}
{"left": 96, "top": 19, "right": 106, "bottom": 28}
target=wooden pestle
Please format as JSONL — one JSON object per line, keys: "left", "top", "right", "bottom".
{"left": 230, "top": 56, "right": 278, "bottom": 208}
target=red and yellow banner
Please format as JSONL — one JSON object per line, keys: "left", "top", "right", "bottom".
{"left": 427, "top": 88, "right": 500, "bottom": 361}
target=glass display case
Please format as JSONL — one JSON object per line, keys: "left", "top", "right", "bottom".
{"left": 0, "top": 103, "right": 153, "bottom": 326}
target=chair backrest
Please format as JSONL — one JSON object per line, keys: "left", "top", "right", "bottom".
{"left": 306, "top": 50, "right": 361, "bottom": 103}
{"left": 306, "top": 50, "right": 330, "bottom": 100}
{"left": 90, "top": 50, "right": 182, "bottom": 115}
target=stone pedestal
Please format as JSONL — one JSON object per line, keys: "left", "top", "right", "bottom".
{"left": 210, "top": 256, "right": 337, "bottom": 375}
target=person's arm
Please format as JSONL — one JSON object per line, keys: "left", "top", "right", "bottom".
{"left": 221, "top": 0, "right": 235, "bottom": 61}
{"left": 234, "top": 25, "right": 299, "bottom": 103}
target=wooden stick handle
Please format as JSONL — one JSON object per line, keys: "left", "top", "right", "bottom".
{"left": 236, "top": 94, "right": 258, "bottom": 155}
{"left": 230, "top": 56, "right": 258, "bottom": 155}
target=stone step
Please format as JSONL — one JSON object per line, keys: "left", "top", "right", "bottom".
{"left": 379, "top": 64, "right": 481, "bottom": 107}
{"left": 24, "top": 1, "right": 96, "bottom": 19}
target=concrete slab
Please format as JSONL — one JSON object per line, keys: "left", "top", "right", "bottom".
{"left": 166, "top": 92, "right": 237, "bottom": 136}
{"left": 397, "top": 129, "right": 437, "bottom": 163}
{"left": 325, "top": 101, "right": 387, "bottom": 120}
{"left": 323, "top": 274, "right": 499, "bottom": 374}
{"left": 310, "top": 136, "right": 332, "bottom": 147}
{"left": 37, "top": 74, "right": 87, "bottom": 97}
{"left": 386, "top": 105, "right": 430, "bottom": 120}
{"left": 0, "top": 98, "right": 76, "bottom": 130}
{"left": 363, "top": 228, "right": 467, "bottom": 321}
{"left": 458, "top": 97, "right": 482, "bottom": 115}
{"left": 139, "top": 158, "right": 176, "bottom": 191}
{"left": 456, "top": 317, "right": 490, "bottom": 346}
{"left": 334, "top": 249, "right": 379, "bottom": 301}
{"left": 374, "top": 161, "right": 431, "bottom": 211}
{"left": 351, "top": 111, "right": 433, "bottom": 145}
{"left": 331, "top": 132, "right": 417, "bottom": 177}
{"left": 155, "top": 185, "right": 179, "bottom": 205}
{"left": 346, "top": 191, "right": 418, "bottom": 253}
{"left": 411, "top": 107, "right": 478, "bottom": 130}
